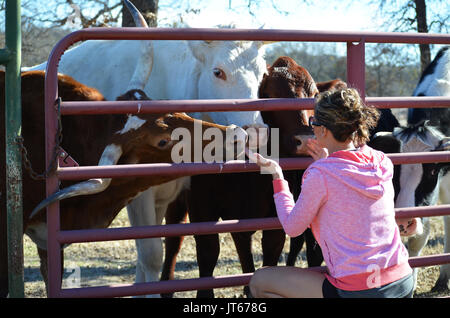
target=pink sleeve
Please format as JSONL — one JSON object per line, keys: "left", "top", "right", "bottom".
{"left": 272, "top": 168, "right": 327, "bottom": 237}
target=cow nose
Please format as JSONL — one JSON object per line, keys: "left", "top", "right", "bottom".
{"left": 294, "top": 134, "right": 314, "bottom": 156}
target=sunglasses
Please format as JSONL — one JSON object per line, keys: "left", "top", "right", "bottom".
{"left": 309, "top": 116, "right": 323, "bottom": 128}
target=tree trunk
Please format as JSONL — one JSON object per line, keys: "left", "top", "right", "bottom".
{"left": 122, "top": 0, "right": 158, "bottom": 27}
{"left": 414, "top": 0, "right": 431, "bottom": 72}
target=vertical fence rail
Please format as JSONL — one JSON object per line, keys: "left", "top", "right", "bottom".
{"left": 347, "top": 39, "right": 366, "bottom": 97}
{"left": 43, "top": 28, "right": 450, "bottom": 298}
{"left": 0, "top": 0, "right": 23, "bottom": 298}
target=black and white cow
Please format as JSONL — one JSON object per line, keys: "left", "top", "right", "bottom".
{"left": 371, "top": 46, "right": 450, "bottom": 291}
{"left": 408, "top": 46, "right": 450, "bottom": 136}
{"left": 407, "top": 46, "right": 450, "bottom": 291}
{"left": 369, "top": 122, "right": 450, "bottom": 292}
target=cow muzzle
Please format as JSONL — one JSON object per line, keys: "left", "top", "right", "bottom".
{"left": 294, "top": 134, "right": 315, "bottom": 156}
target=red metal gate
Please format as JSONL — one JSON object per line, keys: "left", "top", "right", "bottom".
{"left": 44, "top": 28, "right": 450, "bottom": 297}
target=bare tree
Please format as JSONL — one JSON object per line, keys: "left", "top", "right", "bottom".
{"left": 1, "top": 0, "right": 126, "bottom": 29}
{"left": 122, "top": 0, "right": 158, "bottom": 27}
{"left": 414, "top": 0, "right": 430, "bottom": 72}
{"left": 373, "top": 0, "right": 449, "bottom": 72}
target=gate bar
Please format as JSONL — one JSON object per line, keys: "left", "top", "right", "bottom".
{"left": 45, "top": 27, "right": 450, "bottom": 45}
{"left": 57, "top": 253, "right": 450, "bottom": 298}
{"left": 53, "top": 151, "right": 450, "bottom": 181}
{"left": 347, "top": 39, "right": 365, "bottom": 96}
{"left": 58, "top": 96, "right": 450, "bottom": 115}
{"left": 57, "top": 205, "right": 450, "bottom": 244}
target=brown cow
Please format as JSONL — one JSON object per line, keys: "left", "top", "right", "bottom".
{"left": 161, "top": 56, "right": 323, "bottom": 298}
{"left": 285, "top": 77, "right": 347, "bottom": 267}
{"left": 0, "top": 70, "right": 246, "bottom": 297}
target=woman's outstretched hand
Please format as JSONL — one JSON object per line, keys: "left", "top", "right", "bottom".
{"left": 246, "top": 148, "right": 284, "bottom": 180}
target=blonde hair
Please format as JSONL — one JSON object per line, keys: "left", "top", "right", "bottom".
{"left": 314, "top": 88, "right": 380, "bottom": 146}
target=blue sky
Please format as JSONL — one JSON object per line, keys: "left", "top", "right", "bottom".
{"left": 157, "top": 0, "right": 384, "bottom": 31}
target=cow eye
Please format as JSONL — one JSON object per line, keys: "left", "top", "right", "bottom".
{"left": 213, "top": 68, "right": 226, "bottom": 80}
{"left": 157, "top": 139, "right": 169, "bottom": 148}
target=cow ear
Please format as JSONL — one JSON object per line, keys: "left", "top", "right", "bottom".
{"left": 368, "top": 131, "right": 401, "bottom": 154}
{"left": 187, "top": 40, "right": 216, "bottom": 64}
{"left": 257, "top": 73, "right": 268, "bottom": 98}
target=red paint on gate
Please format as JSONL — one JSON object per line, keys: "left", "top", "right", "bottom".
{"left": 44, "top": 27, "right": 450, "bottom": 297}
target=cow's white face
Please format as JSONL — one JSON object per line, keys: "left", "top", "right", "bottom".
{"left": 394, "top": 125, "right": 444, "bottom": 209}
{"left": 187, "top": 40, "right": 267, "bottom": 128}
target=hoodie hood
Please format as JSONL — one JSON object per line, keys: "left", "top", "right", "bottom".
{"left": 309, "top": 145, "right": 393, "bottom": 199}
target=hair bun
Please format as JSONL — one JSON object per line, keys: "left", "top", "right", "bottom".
{"left": 315, "top": 88, "right": 380, "bottom": 146}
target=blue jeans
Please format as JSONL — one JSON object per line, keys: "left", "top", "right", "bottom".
{"left": 322, "top": 273, "right": 414, "bottom": 298}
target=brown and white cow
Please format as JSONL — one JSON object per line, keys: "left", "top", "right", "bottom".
{"left": 0, "top": 57, "right": 246, "bottom": 298}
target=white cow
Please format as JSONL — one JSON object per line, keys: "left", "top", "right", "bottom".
{"left": 28, "top": 1, "right": 268, "bottom": 297}
{"left": 406, "top": 46, "right": 450, "bottom": 291}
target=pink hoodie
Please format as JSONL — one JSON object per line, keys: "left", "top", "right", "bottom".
{"left": 273, "top": 145, "right": 412, "bottom": 291}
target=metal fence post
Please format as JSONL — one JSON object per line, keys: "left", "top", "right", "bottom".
{"left": 347, "top": 39, "right": 366, "bottom": 98}
{"left": 1, "top": 0, "right": 23, "bottom": 298}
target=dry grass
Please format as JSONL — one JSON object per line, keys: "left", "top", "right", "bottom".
{"left": 23, "top": 208, "right": 449, "bottom": 298}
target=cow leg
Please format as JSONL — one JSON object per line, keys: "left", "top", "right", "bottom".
{"left": 127, "top": 188, "right": 163, "bottom": 298}
{"left": 230, "top": 231, "right": 255, "bottom": 297}
{"left": 305, "top": 228, "right": 324, "bottom": 267}
{"left": 37, "top": 247, "right": 64, "bottom": 296}
{"left": 407, "top": 217, "right": 430, "bottom": 291}
{"left": 37, "top": 247, "right": 49, "bottom": 294}
{"left": 160, "top": 189, "right": 188, "bottom": 298}
{"left": 433, "top": 214, "right": 450, "bottom": 291}
{"left": 262, "top": 229, "right": 285, "bottom": 266}
{"left": 286, "top": 235, "right": 305, "bottom": 266}
{"left": 433, "top": 174, "right": 450, "bottom": 291}
{"left": 194, "top": 233, "right": 220, "bottom": 298}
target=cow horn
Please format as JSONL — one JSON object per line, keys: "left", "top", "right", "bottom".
{"left": 29, "top": 144, "right": 123, "bottom": 219}
{"left": 123, "top": 0, "right": 148, "bottom": 27}
{"left": 124, "top": 0, "right": 154, "bottom": 91}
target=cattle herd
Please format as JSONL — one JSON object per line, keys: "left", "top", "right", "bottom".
{"left": 0, "top": 0, "right": 449, "bottom": 298}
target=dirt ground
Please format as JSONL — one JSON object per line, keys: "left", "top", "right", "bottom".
{"left": 23, "top": 208, "right": 450, "bottom": 298}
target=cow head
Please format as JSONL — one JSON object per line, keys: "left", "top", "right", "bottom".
{"left": 29, "top": 90, "right": 247, "bottom": 218}
{"left": 369, "top": 121, "right": 450, "bottom": 236}
{"left": 186, "top": 38, "right": 269, "bottom": 146}
{"left": 258, "top": 56, "right": 319, "bottom": 157}
{"left": 113, "top": 89, "right": 248, "bottom": 165}
{"left": 408, "top": 46, "right": 450, "bottom": 136}
{"left": 393, "top": 122, "right": 450, "bottom": 208}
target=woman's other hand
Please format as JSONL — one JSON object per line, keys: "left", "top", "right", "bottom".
{"left": 306, "top": 138, "right": 329, "bottom": 161}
